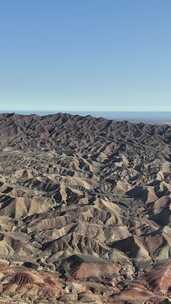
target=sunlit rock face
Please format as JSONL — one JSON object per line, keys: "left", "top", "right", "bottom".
{"left": 0, "top": 113, "right": 171, "bottom": 302}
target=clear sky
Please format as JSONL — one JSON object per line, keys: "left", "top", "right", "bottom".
{"left": 0, "top": 1, "right": 171, "bottom": 112}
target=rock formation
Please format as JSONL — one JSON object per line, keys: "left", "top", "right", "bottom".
{"left": 0, "top": 113, "right": 170, "bottom": 303}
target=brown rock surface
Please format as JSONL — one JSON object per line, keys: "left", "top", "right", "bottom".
{"left": 0, "top": 113, "right": 171, "bottom": 302}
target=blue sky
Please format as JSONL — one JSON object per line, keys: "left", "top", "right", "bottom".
{"left": 0, "top": 1, "right": 171, "bottom": 112}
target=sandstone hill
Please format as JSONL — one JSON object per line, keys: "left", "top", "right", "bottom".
{"left": 0, "top": 113, "right": 171, "bottom": 303}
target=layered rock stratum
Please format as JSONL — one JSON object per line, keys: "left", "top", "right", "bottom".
{"left": 0, "top": 112, "right": 171, "bottom": 303}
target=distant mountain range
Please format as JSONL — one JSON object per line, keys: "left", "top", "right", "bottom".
{"left": 1, "top": 111, "right": 171, "bottom": 124}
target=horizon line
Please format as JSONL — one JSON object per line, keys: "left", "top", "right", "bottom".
{"left": 1, "top": 110, "right": 171, "bottom": 113}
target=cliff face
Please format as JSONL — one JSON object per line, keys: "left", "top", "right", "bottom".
{"left": 0, "top": 113, "right": 171, "bottom": 303}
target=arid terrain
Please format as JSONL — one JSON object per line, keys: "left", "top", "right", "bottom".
{"left": 0, "top": 113, "right": 171, "bottom": 303}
